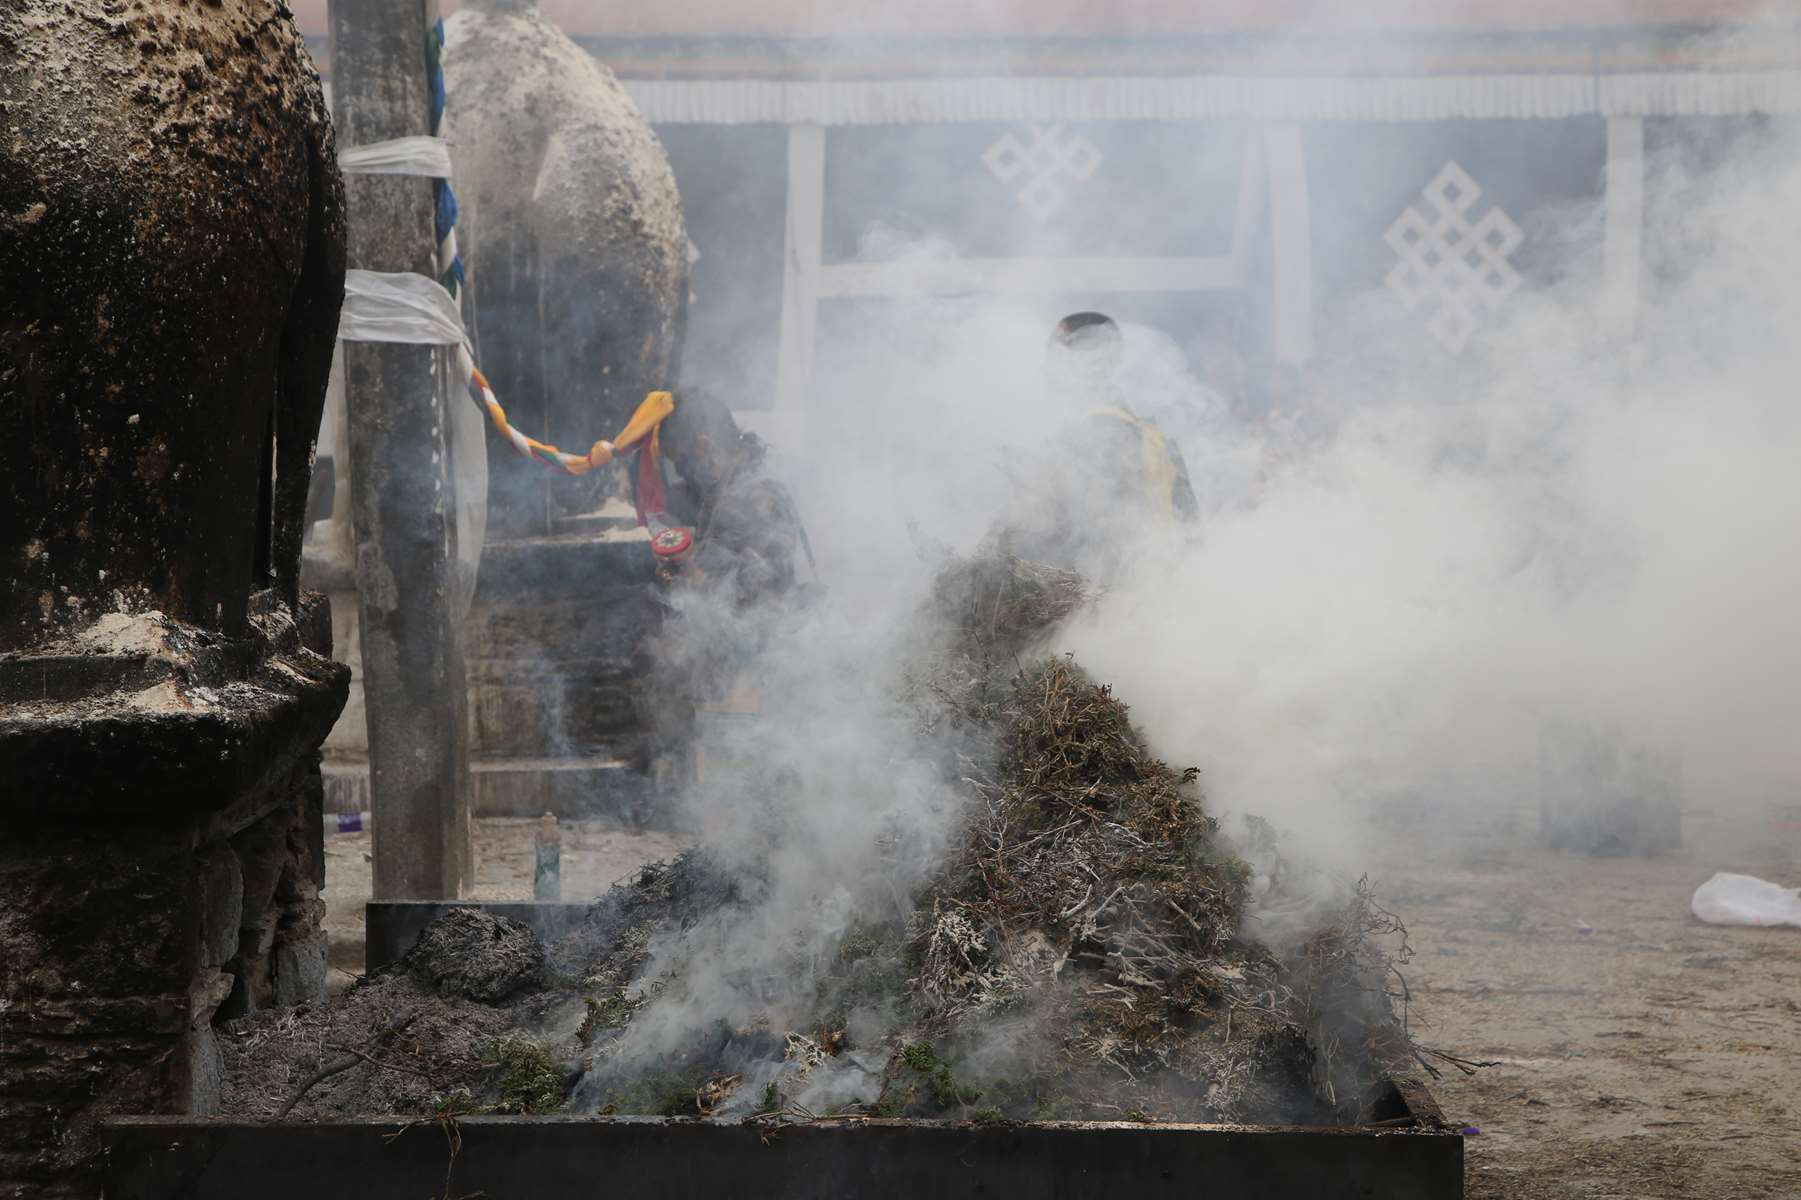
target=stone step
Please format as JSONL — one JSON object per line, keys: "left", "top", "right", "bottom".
{"left": 464, "top": 591, "right": 663, "bottom": 678}
{"left": 467, "top": 679, "right": 641, "bottom": 757}
{"left": 551, "top": 498, "right": 646, "bottom": 538}
{"left": 472, "top": 756, "right": 656, "bottom": 824}
{"left": 472, "top": 533, "right": 656, "bottom": 602}
{"left": 324, "top": 758, "right": 659, "bottom": 824}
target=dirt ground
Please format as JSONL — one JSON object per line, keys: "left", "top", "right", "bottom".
{"left": 1365, "top": 803, "right": 1801, "bottom": 1199}
{"left": 319, "top": 807, "right": 1800, "bottom": 1197}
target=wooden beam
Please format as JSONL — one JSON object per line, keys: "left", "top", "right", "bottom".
{"left": 768, "top": 122, "right": 826, "bottom": 454}
{"left": 815, "top": 255, "right": 1242, "bottom": 298}
{"left": 330, "top": 0, "right": 472, "bottom": 900}
{"left": 1263, "top": 121, "right": 1314, "bottom": 366}
{"left": 1602, "top": 115, "right": 1645, "bottom": 340}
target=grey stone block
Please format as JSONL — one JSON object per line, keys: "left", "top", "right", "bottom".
{"left": 230, "top": 810, "right": 290, "bottom": 932}
{"left": 272, "top": 937, "right": 327, "bottom": 1008}
{"left": 196, "top": 847, "right": 243, "bottom": 968}
{"left": 172, "top": 1023, "right": 222, "bottom": 1117}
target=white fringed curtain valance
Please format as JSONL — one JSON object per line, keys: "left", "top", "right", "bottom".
{"left": 624, "top": 71, "right": 1801, "bottom": 124}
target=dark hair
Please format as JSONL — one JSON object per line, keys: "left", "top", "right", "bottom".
{"left": 1052, "top": 312, "right": 1119, "bottom": 345}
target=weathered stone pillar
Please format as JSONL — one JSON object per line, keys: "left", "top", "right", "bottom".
{"left": 445, "top": 0, "right": 688, "bottom": 535}
{"left": 0, "top": 1, "right": 347, "bottom": 1191}
{"left": 438, "top": 0, "right": 688, "bottom": 821}
{"left": 331, "top": 0, "right": 473, "bottom": 897}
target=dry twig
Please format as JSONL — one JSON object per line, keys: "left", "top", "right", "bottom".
{"left": 277, "top": 1010, "right": 420, "bottom": 1117}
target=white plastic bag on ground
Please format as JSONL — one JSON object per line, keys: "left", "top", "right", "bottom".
{"left": 1690, "top": 872, "right": 1801, "bottom": 928}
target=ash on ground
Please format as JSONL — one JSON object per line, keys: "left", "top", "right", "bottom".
{"left": 223, "top": 552, "right": 1417, "bottom": 1126}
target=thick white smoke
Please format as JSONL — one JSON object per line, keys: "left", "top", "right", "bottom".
{"left": 581, "top": 39, "right": 1801, "bottom": 1106}
{"left": 1069, "top": 116, "right": 1801, "bottom": 870}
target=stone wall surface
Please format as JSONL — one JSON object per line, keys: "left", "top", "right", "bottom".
{"left": 0, "top": 757, "right": 332, "bottom": 1182}
{"left": 0, "top": 0, "right": 346, "bottom": 1192}
{"left": 0, "top": 0, "right": 344, "bottom": 651}
{"left": 0, "top": 603, "right": 347, "bottom": 1197}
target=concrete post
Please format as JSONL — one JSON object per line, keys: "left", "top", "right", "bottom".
{"left": 330, "top": 0, "right": 472, "bottom": 898}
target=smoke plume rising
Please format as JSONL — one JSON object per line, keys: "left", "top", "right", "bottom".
{"left": 573, "top": 18, "right": 1801, "bottom": 1111}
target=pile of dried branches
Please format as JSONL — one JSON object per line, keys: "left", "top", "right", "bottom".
{"left": 884, "top": 655, "right": 1319, "bottom": 1121}
{"left": 579, "top": 549, "right": 1417, "bottom": 1125}
{"left": 849, "top": 550, "right": 1413, "bottom": 1123}
{"left": 231, "top": 546, "right": 1416, "bottom": 1128}
{"left": 929, "top": 550, "right": 1088, "bottom": 658}
{"left": 1284, "top": 876, "right": 1420, "bottom": 1114}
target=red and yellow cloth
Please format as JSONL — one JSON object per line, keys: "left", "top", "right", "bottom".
{"left": 457, "top": 342, "right": 675, "bottom": 525}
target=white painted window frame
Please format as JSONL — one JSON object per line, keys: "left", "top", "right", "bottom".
{"left": 628, "top": 71, "right": 1800, "bottom": 450}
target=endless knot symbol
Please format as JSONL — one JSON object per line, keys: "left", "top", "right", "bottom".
{"left": 982, "top": 124, "right": 1103, "bottom": 223}
{"left": 1383, "top": 162, "right": 1524, "bottom": 355}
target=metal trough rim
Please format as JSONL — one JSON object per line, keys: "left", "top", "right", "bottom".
{"left": 108, "top": 1112, "right": 1455, "bottom": 1133}
{"left": 104, "top": 1113, "right": 1463, "bottom": 1200}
